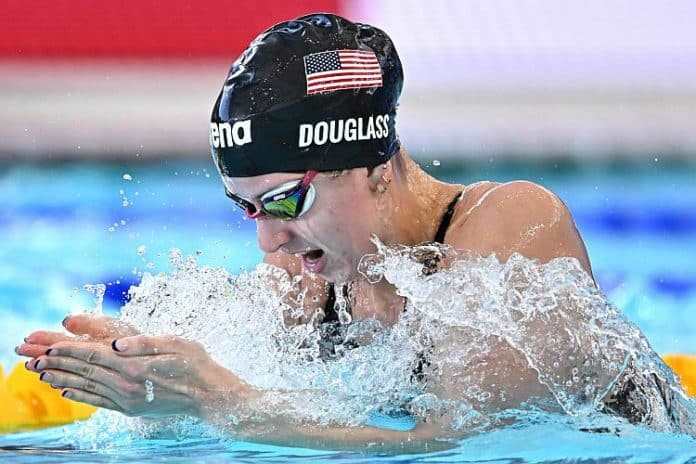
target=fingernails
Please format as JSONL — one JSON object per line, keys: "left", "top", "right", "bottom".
{"left": 112, "top": 339, "right": 127, "bottom": 352}
{"left": 62, "top": 316, "right": 70, "bottom": 327}
{"left": 61, "top": 390, "right": 71, "bottom": 398}
{"left": 14, "top": 346, "right": 20, "bottom": 354}
{"left": 35, "top": 359, "right": 45, "bottom": 370}
{"left": 24, "top": 361, "right": 29, "bottom": 370}
{"left": 40, "top": 372, "right": 53, "bottom": 382}
{"left": 40, "top": 372, "right": 46, "bottom": 381}
{"left": 23, "top": 337, "right": 29, "bottom": 343}
{"left": 46, "top": 348, "right": 53, "bottom": 356}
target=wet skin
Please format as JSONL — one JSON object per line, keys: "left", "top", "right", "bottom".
{"left": 16, "top": 150, "right": 595, "bottom": 449}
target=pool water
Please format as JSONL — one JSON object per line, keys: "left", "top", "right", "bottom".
{"left": 1, "top": 159, "right": 695, "bottom": 462}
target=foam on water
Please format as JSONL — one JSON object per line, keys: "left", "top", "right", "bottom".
{"left": 361, "top": 241, "right": 696, "bottom": 434}
{"left": 66, "top": 243, "right": 696, "bottom": 448}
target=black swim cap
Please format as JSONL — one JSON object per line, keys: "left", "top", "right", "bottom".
{"left": 210, "top": 13, "right": 403, "bottom": 178}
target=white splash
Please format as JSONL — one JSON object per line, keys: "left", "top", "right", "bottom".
{"left": 69, "top": 243, "right": 696, "bottom": 446}
{"left": 82, "top": 283, "right": 106, "bottom": 315}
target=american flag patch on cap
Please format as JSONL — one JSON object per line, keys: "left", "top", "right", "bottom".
{"left": 303, "top": 49, "right": 383, "bottom": 95}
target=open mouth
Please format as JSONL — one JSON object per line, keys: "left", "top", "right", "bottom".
{"left": 298, "top": 249, "right": 327, "bottom": 273}
{"left": 302, "top": 249, "right": 324, "bottom": 262}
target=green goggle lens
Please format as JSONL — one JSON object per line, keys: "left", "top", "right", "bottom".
{"left": 262, "top": 195, "right": 301, "bottom": 219}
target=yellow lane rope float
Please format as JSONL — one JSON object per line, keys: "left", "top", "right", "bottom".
{"left": 0, "top": 355, "right": 694, "bottom": 434}
{"left": 663, "top": 354, "right": 696, "bottom": 397}
{"left": 0, "top": 362, "right": 96, "bottom": 434}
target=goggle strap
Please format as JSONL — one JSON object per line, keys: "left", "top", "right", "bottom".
{"left": 301, "top": 170, "right": 319, "bottom": 188}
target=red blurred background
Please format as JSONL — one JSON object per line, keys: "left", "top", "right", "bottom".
{"left": 2, "top": 0, "right": 695, "bottom": 161}
{"left": 1, "top": 0, "right": 338, "bottom": 58}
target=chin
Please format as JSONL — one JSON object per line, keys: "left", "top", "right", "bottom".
{"left": 321, "top": 258, "right": 355, "bottom": 284}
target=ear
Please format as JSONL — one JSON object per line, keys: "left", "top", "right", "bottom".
{"left": 366, "top": 162, "right": 390, "bottom": 193}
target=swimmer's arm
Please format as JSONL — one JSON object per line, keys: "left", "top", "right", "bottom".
{"left": 202, "top": 390, "right": 456, "bottom": 452}
{"left": 435, "top": 181, "right": 608, "bottom": 414}
{"left": 438, "top": 182, "right": 600, "bottom": 412}
{"left": 237, "top": 423, "right": 455, "bottom": 453}
{"left": 422, "top": 329, "right": 561, "bottom": 415}
{"left": 448, "top": 180, "right": 594, "bottom": 277}
{"left": 20, "top": 322, "right": 451, "bottom": 451}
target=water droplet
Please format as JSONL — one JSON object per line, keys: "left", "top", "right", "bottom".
{"left": 83, "top": 283, "right": 106, "bottom": 315}
{"left": 145, "top": 379, "right": 155, "bottom": 403}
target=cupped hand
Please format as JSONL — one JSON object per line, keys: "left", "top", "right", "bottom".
{"left": 16, "top": 314, "right": 139, "bottom": 359}
{"left": 28, "top": 335, "right": 254, "bottom": 419}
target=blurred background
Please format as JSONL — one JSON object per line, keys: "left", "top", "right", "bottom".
{"left": 1, "top": 0, "right": 695, "bottom": 365}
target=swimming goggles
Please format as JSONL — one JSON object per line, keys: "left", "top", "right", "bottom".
{"left": 225, "top": 170, "right": 318, "bottom": 220}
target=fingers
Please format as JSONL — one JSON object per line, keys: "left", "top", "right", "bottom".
{"left": 111, "top": 335, "right": 202, "bottom": 357}
{"left": 16, "top": 343, "right": 51, "bottom": 359}
{"left": 25, "top": 330, "right": 75, "bottom": 346}
{"left": 16, "top": 331, "right": 76, "bottom": 358}
{"left": 47, "top": 341, "right": 127, "bottom": 373}
{"left": 38, "top": 369, "right": 129, "bottom": 402}
{"left": 36, "top": 339, "right": 193, "bottom": 383}
{"left": 16, "top": 313, "right": 139, "bottom": 360}
{"left": 64, "top": 314, "right": 139, "bottom": 339}
{"left": 32, "top": 354, "right": 132, "bottom": 392}
{"left": 61, "top": 388, "right": 123, "bottom": 413}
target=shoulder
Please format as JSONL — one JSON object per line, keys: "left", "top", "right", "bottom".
{"left": 445, "top": 180, "right": 593, "bottom": 274}
{"left": 446, "top": 180, "right": 560, "bottom": 237}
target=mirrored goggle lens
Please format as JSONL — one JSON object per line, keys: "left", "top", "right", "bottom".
{"left": 263, "top": 182, "right": 317, "bottom": 220}
{"left": 262, "top": 191, "right": 303, "bottom": 220}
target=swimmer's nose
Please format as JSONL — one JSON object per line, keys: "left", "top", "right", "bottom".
{"left": 256, "top": 219, "right": 292, "bottom": 254}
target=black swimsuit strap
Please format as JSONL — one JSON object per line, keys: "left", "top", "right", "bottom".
{"left": 433, "top": 191, "right": 464, "bottom": 244}
{"left": 323, "top": 284, "right": 339, "bottom": 322}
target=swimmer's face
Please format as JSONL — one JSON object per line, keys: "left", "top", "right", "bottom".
{"left": 222, "top": 169, "right": 385, "bottom": 282}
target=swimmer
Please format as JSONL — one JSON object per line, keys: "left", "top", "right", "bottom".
{"left": 15, "top": 13, "right": 688, "bottom": 449}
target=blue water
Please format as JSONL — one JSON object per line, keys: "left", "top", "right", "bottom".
{"left": 1, "top": 420, "right": 695, "bottom": 463}
{"left": 1, "top": 160, "right": 695, "bottom": 462}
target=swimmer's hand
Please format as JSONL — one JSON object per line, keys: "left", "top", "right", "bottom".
{"left": 22, "top": 321, "right": 455, "bottom": 450}
{"left": 27, "top": 334, "right": 253, "bottom": 418}
{"left": 16, "top": 314, "right": 139, "bottom": 359}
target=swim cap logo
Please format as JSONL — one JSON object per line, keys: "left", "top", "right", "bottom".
{"left": 209, "top": 120, "right": 252, "bottom": 148}
{"left": 298, "top": 115, "right": 389, "bottom": 148}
